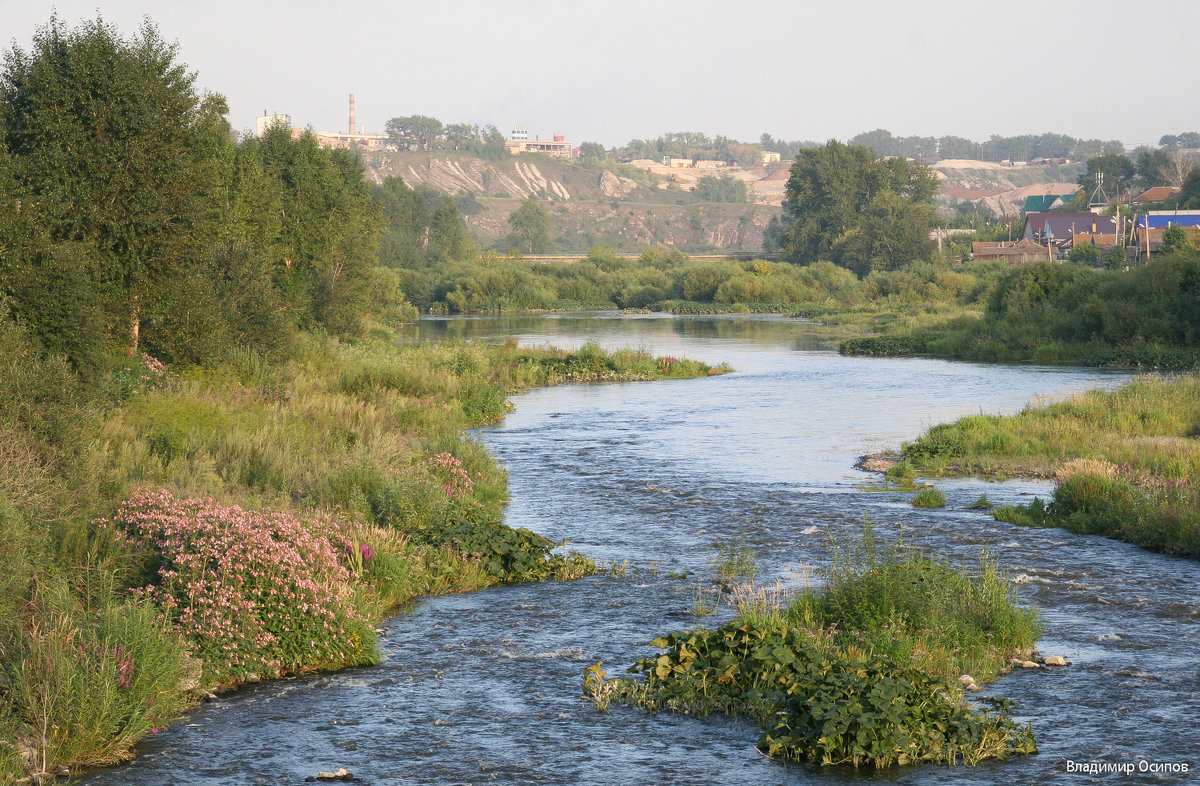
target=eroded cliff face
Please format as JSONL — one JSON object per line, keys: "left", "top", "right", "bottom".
{"left": 362, "top": 151, "right": 781, "bottom": 252}
{"left": 459, "top": 197, "right": 777, "bottom": 252}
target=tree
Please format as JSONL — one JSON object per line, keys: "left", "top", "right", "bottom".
{"left": 1159, "top": 225, "right": 1189, "bottom": 255}
{"left": 1157, "top": 149, "right": 1197, "bottom": 189}
{"left": 831, "top": 191, "right": 936, "bottom": 276}
{"left": 778, "top": 140, "right": 937, "bottom": 274}
{"left": 428, "top": 196, "right": 473, "bottom": 261}
{"left": 506, "top": 199, "right": 551, "bottom": 254}
{"left": 1160, "top": 132, "right": 1200, "bottom": 149}
{"left": 1, "top": 15, "right": 229, "bottom": 357}
{"left": 1178, "top": 168, "right": 1200, "bottom": 209}
{"left": 384, "top": 114, "right": 444, "bottom": 151}
{"left": 256, "top": 125, "right": 382, "bottom": 335}
{"left": 936, "top": 135, "right": 983, "bottom": 160}
{"left": 579, "top": 142, "right": 607, "bottom": 163}
{"left": 1067, "top": 242, "right": 1100, "bottom": 266}
{"left": 696, "top": 174, "right": 750, "bottom": 203}
{"left": 1078, "top": 154, "right": 1136, "bottom": 200}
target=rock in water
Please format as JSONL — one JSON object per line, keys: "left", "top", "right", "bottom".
{"left": 306, "top": 768, "right": 362, "bottom": 783}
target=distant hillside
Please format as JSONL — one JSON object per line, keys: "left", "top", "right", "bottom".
{"left": 932, "top": 159, "right": 1085, "bottom": 216}
{"left": 359, "top": 150, "right": 1089, "bottom": 250}
{"left": 360, "top": 150, "right": 782, "bottom": 252}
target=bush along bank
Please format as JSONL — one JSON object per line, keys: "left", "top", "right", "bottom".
{"left": 839, "top": 255, "right": 1200, "bottom": 368}
{"left": 0, "top": 331, "right": 725, "bottom": 781}
{"left": 584, "top": 526, "right": 1040, "bottom": 769}
{"left": 900, "top": 374, "right": 1200, "bottom": 557}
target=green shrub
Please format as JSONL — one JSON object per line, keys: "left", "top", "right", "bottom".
{"left": 586, "top": 526, "right": 1040, "bottom": 768}
{"left": 588, "top": 622, "right": 1035, "bottom": 768}
{"left": 839, "top": 335, "right": 931, "bottom": 357}
{"left": 912, "top": 485, "right": 947, "bottom": 508}
{"left": 4, "top": 576, "right": 189, "bottom": 771}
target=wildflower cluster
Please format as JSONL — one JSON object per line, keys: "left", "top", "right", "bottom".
{"left": 339, "top": 541, "right": 376, "bottom": 574}
{"left": 107, "top": 489, "right": 377, "bottom": 685}
{"left": 427, "top": 452, "right": 475, "bottom": 498}
{"left": 113, "top": 644, "right": 135, "bottom": 689}
{"left": 110, "top": 353, "right": 171, "bottom": 400}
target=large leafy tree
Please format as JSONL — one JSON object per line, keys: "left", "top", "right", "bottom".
{"left": 779, "top": 140, "right": 937, "bottom": 274}
{"left": 256, "top": 125, "right": 381, "bottom": 335}
{"left": 384, "top": 114, "right": 444, "bottom": 151}
{"left": 506, "top": 199, "right": 552, "bottom": 254}
{"left": 1077, "top": 153, "right": 1136, "bottom": 199}
{"left": 0, "top": 15, "right": 229, "bottom": 357}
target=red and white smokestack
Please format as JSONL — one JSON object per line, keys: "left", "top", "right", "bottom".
{"left": 349, "top": 93, "right": 356, "bottom": 135}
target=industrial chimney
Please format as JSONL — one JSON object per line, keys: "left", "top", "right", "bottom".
{"left": 349, "top": 93, "right": 356, "bottom": 135}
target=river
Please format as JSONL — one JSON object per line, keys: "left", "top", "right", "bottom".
{"left": 82, "top": 313, "right": 1198, "bottom": 785}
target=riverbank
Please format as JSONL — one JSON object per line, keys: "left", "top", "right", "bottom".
{"left": 839, "top": 255, "right": 1200, "bottom": 369}
{"left": 0, "top": 331, "right": 726, "bottom": 782}
{"left": 897, "top": 373, "right": 1200, "bottom": 556}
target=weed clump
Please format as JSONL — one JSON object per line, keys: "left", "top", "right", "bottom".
{"left": 911, "top": 485, "right": 947, "bottom": 508}
{"left": 585, "top": 525, "right": 1040, "bottom": 769}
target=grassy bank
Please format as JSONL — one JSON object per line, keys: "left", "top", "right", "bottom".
{"left": 0, "top": 325, "right": 725, "bottom": 781}
{"left": 584, "top": 526, "right": 1040, "bottom": 768}
{"left": 840, "top": 255, "right": 1200, "bottom": 369}
{"left": 900, "top": 374, "right": 1200, "bottom": 556}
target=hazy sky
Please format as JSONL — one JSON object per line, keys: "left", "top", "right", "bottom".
{"left": 5, "top": 1, "right": 1198, "bottom": 149}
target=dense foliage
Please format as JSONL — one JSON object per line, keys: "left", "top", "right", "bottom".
{"left": 869, "top": 254, "right": 1200, "bottom": 365}
{"left": 0, "top": 16, "right": 730, "bottom": 780}
{"left": 0, "top": 16, "right": 390, "bottom": 369}
{"left": 778, "top": 141, "right": 938, "bottom": 275}
{"left": 383, "top": 115, "right": 506, "bottom": 159}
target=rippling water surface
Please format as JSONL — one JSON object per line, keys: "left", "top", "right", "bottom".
{"left": 83, "top": 314, "right": 1198, "bottom": 785}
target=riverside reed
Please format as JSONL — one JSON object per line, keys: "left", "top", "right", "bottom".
{"left": 0, "top": 324, "right": 724, "bottom": 780}
{"left": 585, "top": 525, "right": 1040, "bottom": 768}
{"left": 901, "top": 373, "right": 1200, "bottom": 556}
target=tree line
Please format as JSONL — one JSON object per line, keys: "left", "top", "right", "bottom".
{"left": 383, "top": 115, "right": 507, "bottom": 159}
{"left": 600, "top": 128, "right": 1200, "bottom": 170}
{"left": 0, "top": 17, "right": 398, "bottom": 373}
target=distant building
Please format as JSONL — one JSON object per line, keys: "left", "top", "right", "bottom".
{"left": 256, "top": 112, "right": 292, "bottom": 137}
{"left": 313, "top": 131, "right": 393, "bottom": 151}
{"left": 1133, "top": 210, "right": 1200, "bottom": 256}
{"left": 311, "top": 94, "right": 396, "bottom": 151}
{"left": 693, "top": 159, "right": 728, "bottom": 169}
{"left": 761, "top": 151, "right": 782, "bottom": 164}
{"left": 1131, "top": 186, "right": 1181, "bottom": 206}
{"left": 1023, "top": 212, "right": 1117, "bottom": 249}
{"left": 664, "top": 158, "right": 694, "bottom": 168}
{"left": 505, "top": 132, "right": 573, "bottom": 159}
{"left": 1022, "top": 194, "right": 1070, "bottom": 214}
{"left": 972, "top": 238, "right": 1048, "bottom": 264}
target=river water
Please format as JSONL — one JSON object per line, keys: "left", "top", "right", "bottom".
{"left": 83, "top": 314, "right": 1198, "bottom": 785}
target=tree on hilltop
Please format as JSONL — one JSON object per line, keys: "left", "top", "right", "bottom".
{"left": 385, "top": 114, "right": 444, "bottom": 151}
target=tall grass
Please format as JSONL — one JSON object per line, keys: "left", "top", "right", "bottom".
{"left": 0, "top": 328, "right": 723, "bottom": 778}
{"left": 902, "top": 374, "right": 1200, "bottom": 555}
